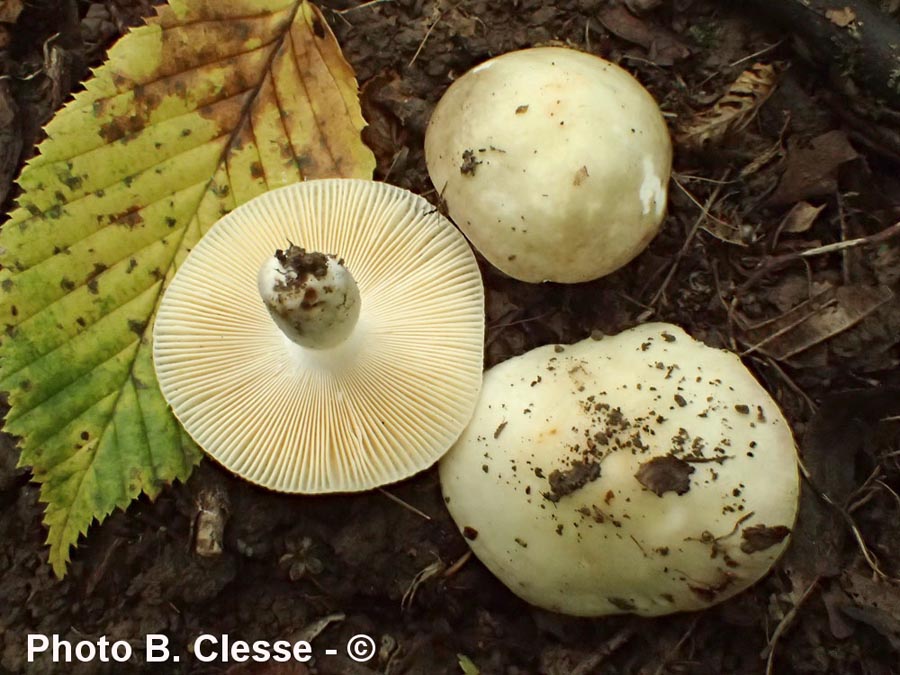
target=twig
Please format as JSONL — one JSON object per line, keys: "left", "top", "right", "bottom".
{"left": 738, "top": 297, "right": 838, "bottom": 357}
{"left": 378, "top": 488, "right": 432, "bottom": 520}
{"left": 796, "top": 456, "right": 892, "bottom": 580}
{"left": 729, "top": 40, "right": 784, "bottom": 68}
{"left": 648, "top": 173, "right": 729, "bottom": 307}
{"left": 653, "top": 617, "right": 700, "bottom": 675}
{"left": 570, "top": 624, "right": 636, "bottom": 675}
{"left": 740, "top": 221, "right": 900, "bottom": 291}
{"left": 485, "top": 308, "right": 557, "bottom": 351}
{"left": 408, "top": 3, "right": 449, "bottom": 68}
{"left": 762, "top": 576, "right": 821, "bottom": 675}
{"left": 443, "top": 549, "right": 473, "bottom": 577}
{"left": 401, "top": 559, "right": 445, "bottom": 611}
{"left": 846, "top": 465, "right": 883, "bottom": 513}
{"left": 336, "top": 0, "right": 394, "bottom": 14}
{"left": 876, "top": 479, "right": 900, "bottom": 511}
{"left": 760, "top": 356, "right": 818, "bottom": 413}
{"left": 672, "top": 171, "right": 737, "bottom": 185}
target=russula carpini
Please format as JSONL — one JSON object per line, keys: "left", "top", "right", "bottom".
{"left": 153, "top": 179, "right": 485, "bottom": 493}
{"left": 440, "top": 323, "right": 799, "bottom": 616}
{"left": 425, "top": 46, "right": 672, "bottom": 283}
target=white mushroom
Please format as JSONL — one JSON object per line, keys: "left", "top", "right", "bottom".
{"left": 440, "top": 323, "right": 799, "bottom": 616}
{"left": 425, "top": 47, "right": 673, "bottom": 283}
{"left": 153, "top": 179, "right": 485, "bottom": 493}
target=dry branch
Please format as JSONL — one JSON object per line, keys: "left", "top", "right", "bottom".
{"left": 744, "top": 0, "right": 900, "bottom": 108}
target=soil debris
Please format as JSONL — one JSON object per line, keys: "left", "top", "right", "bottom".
{"left": 634, "top": 456, "right": 695, "bottom": 497}
{"left": 543, "top": 459, "right": 601, "bottom": 503}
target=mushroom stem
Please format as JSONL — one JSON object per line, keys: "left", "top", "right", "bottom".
{"left": 258, "top": 245, "right": 361, "bottom": 349}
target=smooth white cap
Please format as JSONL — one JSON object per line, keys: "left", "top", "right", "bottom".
{"left": 440, "top": 323, "right": 799, "bottom": 616}
{"left": 425, "top": 47, "right": 672, "bottom": 283}
{"left": 154, "top": 179, "right": 485, "bottom": 493}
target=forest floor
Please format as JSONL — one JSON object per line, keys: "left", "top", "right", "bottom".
{"left": 2, "top": 0, "right": 900, "bottom": 673}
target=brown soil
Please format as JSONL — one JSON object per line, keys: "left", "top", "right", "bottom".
{"left": 2, "top": 1, "right": 900, "bottom": 674}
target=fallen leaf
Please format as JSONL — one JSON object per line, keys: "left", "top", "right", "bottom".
{"left": 634, "top": 456, "right": 694, "bottom": 497}
{"left": 360, "top": 72, "right": 408, "bottom": 178}
{"left": 829, "top": 294, "right": 900, "bottom": 363}
{"left": 458, "top": 654, "right": 481, "bottom": 675}
{"left": 698, "top": 204, "right": 750, "bottom": 247}
{"left": 597, "top": 5, "right": 690, "bottom": 66}
{"left": 741, "top": 284, "right": 894, "bottom": 361}
{"left": 677, "top": 63, "right": 777, "bottom": 150}
{"left": 784, "top": 388, "right": 900, "bottom": 584}
{"left": 780, "top": 200, "right": 826, "bottom": 234}
{"left": 840, "top": 571, "right": 900, "bottom": 649}
{"left": 822, "top": 586, "right": 856, "bottom": 639}
{"left": 0, "top": 0, "right": 374, "bottom": 577}
{"left": 0, "top": 0, "right": 23, "bottom": 24}
{"left": 767, "top": 130, "right": 858, "bottom": 206}
{"left": 825, "top": 7, "right": 857, "bottom": 27}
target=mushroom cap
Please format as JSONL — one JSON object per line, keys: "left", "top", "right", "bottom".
{"left": 440, "top": 323, "right": 799, "bottom": 616}
{"left": 153, "top": 179, "right": 485, "bottom": 493}
{"left": 425, "top": 47, "right": 673, "bottom": 283}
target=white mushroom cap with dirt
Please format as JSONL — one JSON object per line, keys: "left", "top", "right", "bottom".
{"left": 425, "top": 46, "right": 673, "bottom": 283}
{"left": 440, "top": 323, "right": 800, "bottom": 617}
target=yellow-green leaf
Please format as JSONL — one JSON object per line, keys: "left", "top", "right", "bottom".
{"left": 0, "top": 0, "right": 374, "bottom": 577}
{"left": 458, "top": 654, "right": 480, "bottom": 675}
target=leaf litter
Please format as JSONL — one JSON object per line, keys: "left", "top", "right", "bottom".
{"left": 1, "top": 0, "right": 900, "bottom": 673}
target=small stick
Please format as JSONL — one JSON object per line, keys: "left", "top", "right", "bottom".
{"left": 408, "top": 4, "right": 450, "bottom": 68}
{"left": 796, "top": 456, "right": 893, "bottom": 580}
{"left": 653, "top": 617, "right": 700, "bottom": 675}
{"left": 740, "top": 221, "right": 900, "bottom": 291}
{"left": 443, "top": 549, "right": 473, "bottom": 577}
{"left": 762, "top": 576, "right": 821, "bottom": 675}
{"left": 336, "top": 0, "right": 394, "bottom": 14}
{"left": 738, "top": 297, "right": 838, "bottom": 357}
{"left": 729, "top": 40, "right": 783, "bottom": 67}
{"left": 649, "top": 173, "right": 728, "bottom": 307}
{"left": 378, "top": 488, "right": 432, "bottom": 520}
{"left": 760, "top": 356, "right": 818, "bottom": 413}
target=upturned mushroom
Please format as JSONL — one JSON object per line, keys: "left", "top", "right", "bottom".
{"left": 425, "top": 47, "right": 673, "bottom": 283}
{"left": 153, "top": 179, "right": 485, "bottom": 493}
{"left": 440, "top": 323, "right": 799, "bottom": 616}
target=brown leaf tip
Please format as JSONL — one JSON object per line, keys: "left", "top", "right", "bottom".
{"left": 635, "top": 456, "right": 695, "bottom": 496}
